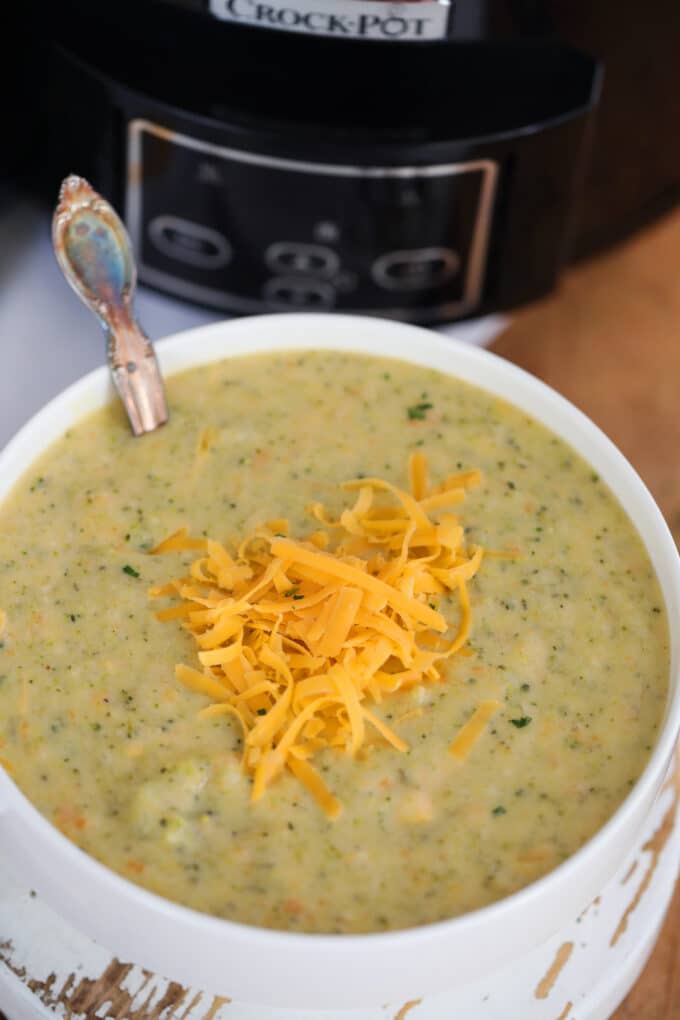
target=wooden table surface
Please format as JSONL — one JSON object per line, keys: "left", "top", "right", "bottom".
{"left": 490, "top": 208, "right": 680, "bottom": 1018}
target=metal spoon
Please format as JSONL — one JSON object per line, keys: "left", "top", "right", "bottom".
{"left": 52, "top": 175, "right": 168, "bottom": 436}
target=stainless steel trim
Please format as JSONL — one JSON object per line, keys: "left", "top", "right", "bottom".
{"left": 128, "top": 119, "right": 498, "bottom": 180}
{"left": 126, "top": 119, "right": 499, "bottom": 321}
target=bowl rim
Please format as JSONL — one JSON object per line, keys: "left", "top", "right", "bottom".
{"left": 0, "top": 311, "right": 678, "bottom": 953}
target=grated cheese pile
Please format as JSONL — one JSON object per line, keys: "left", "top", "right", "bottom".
{"left": 149, "top": 453, "right": 485, "bottom": 817}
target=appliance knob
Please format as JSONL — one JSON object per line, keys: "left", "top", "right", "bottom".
{"left": 265, "top": 242, "right": 340, "bottom": 278}
{"left": 262, "top": 276, "right": 336, "bottom": 309}
{"left": 147, "top": 216, "right": 232, "bottom": 269}
{"left": 372, "top": 247, "right": 460, "bottom": 291}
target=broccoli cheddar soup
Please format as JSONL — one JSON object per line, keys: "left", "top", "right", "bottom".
{"left": 0, "top": 351, "right": 669, "bottom": 934}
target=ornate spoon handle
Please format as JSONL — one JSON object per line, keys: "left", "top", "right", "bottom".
{"left": 52, "top": 175, "right": 169, "bottom": 436}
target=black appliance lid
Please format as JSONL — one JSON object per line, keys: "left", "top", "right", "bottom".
{"left": 46, "top": 0, "right": 600, "bottom": 154}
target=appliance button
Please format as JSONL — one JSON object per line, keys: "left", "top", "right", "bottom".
{"left": 334, "top": 271, "right": 358, "bottom": 293}
{"left": 262, "top": 277, "right": 336, "bottom": 310}
{"left": 372, "top": 247, "right": 460, "bottom": 291}
{"left": 314, "top": 221, "right": 341, "bottom": 244}
{"left": 265, "top": 242, "right": 340, "bottom": 278}
{"left": 148, "top": 216, "right": 232, "bottom": 269}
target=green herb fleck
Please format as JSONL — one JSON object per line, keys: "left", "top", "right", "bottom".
{"left": 407, "top": 402, "right": 433, "bottom": 421}
{"left": 122, "top": 565, "right": 140, "bottom": 578}
{"left": 510, "top": 716, "right": 532, "bottom": 728}
{"left": 256, "top": 708, "right": 267, "bottom": 716}
{"left": 492, "top": 805, "right": 507, "bottom": 816}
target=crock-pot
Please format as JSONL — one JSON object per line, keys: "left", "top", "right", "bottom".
{"left": 7, "top": 3, "right": 680, "bottom": 325}
{"left": 7, "top": 0, "right": 601, "bottom": 323}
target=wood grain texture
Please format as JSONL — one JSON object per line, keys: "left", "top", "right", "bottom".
{"left": 613, "top": 881, "right": 680, "bottom": 1019}
{"left": 491, "top": 208, "right": 680, "bottom": 548}
{"left": 490, "top": 207, "right": 680, "bottom": 1018}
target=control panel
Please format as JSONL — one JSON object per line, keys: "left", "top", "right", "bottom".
{"left": 126, "top": 119, "right": 498, "bottom": 321}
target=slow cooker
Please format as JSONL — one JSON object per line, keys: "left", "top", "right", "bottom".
{"left": 8, "top": 2, "right": 680, "bottom": 324}
{"left": 5, "top": 0, "right": 678, "bottom": 326}
{"left": 7, "top": 0, "right": 607, "bottom": 323}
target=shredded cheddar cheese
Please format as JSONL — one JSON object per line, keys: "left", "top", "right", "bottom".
{"left": 150, "top": 454, "right": 485, "bottom": 815}
{"left": 449, "top": 699, "right": 502, "bottom": 760}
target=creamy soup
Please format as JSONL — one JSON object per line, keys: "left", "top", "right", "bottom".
{"left": 0, "top": 351, "right": 669, "bottom": 933}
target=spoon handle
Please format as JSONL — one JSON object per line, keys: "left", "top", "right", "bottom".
{"left": 52, "top": 175, "right": 168, "bottom": 436}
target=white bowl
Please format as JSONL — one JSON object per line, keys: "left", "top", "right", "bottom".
{"left": 0, "top": 314, "right": 678, "bottom": 1010}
